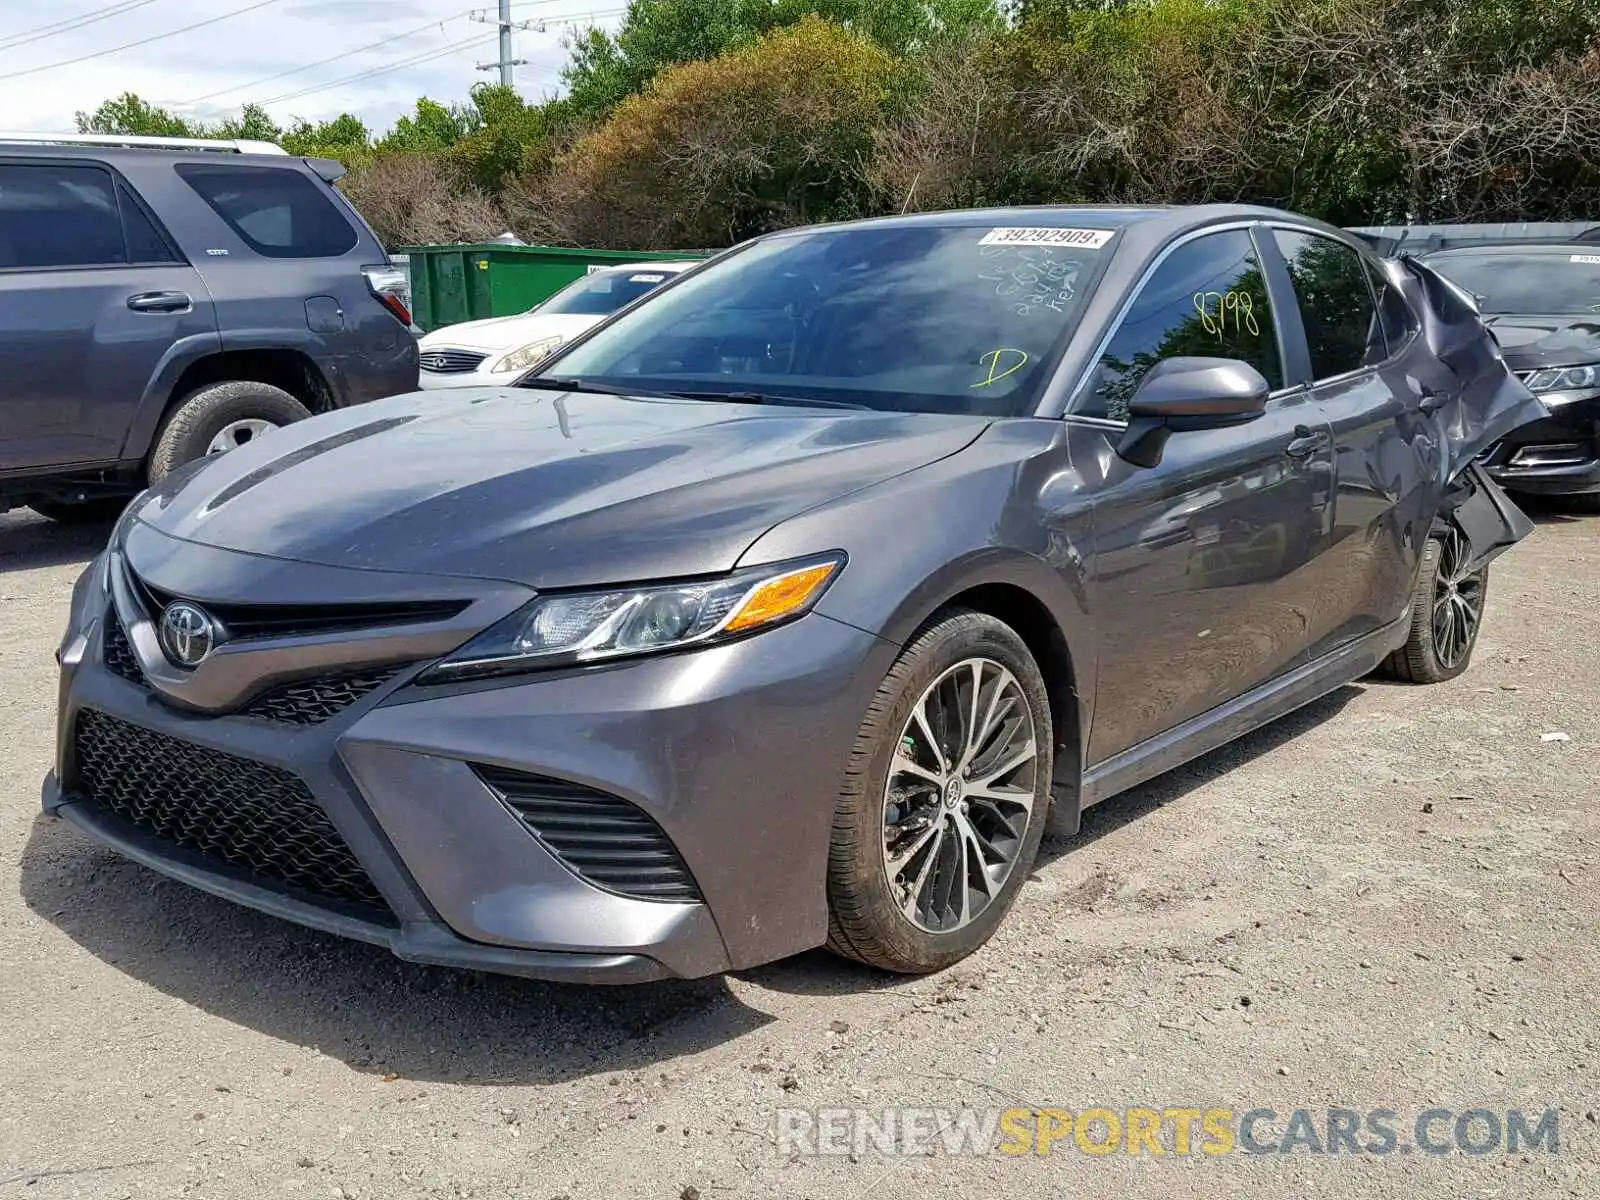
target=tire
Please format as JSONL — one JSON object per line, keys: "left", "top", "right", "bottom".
{"left": 826, "top": 608, "right": 1053, "bottom": 974}
{"left": 1378, "top": 525, "right": 1489, "bottom": 684}
{"left": 28, "top": 496, "right": 131, "bottom": 524}
{"left": 147, "top": 381, "right": 311, "bottom": 484}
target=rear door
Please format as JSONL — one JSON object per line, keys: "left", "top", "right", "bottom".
{"left": 1266, "top": 226, "right": 1431, "bottom": 658}
{"left": 1071, "top": 225, "right": 1335, "bottom": 765}
{"left": 0, "top": 158, "right": 217, "bottom": 471}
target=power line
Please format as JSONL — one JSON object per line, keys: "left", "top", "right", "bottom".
{"left": 0, "top": 0, "right": 164, "bottom": 51}
{"left": 0, "top": 0, "right": 289, "bottom": 82}
{"left": 249, "top": 10, "right": 621, "bottom": 110}
{"left": 176, "top": 12, "right": 472, "bottom": 106}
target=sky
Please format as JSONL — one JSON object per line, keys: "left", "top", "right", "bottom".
{"left": 0, "top": 0, "right": 625, "bottom": 136}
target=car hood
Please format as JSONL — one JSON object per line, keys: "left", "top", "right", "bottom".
{"left": 1480, "top": 314, "right": 1600, "bottom": 369}
{"left": 133, "top": 389, "right": 986, "bottom": 588}
{"left": 418, "top": 312, "right": 602, "bottom": 354}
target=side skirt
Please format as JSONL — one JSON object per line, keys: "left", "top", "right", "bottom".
{"left": 1077, "top": 614, "right": 1409, "bottom": 810}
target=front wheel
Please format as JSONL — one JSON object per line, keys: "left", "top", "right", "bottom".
{"left": 826, "top": 609, "right": 1053, "bottom": 974}
{"left": 1379, "top": 525, "right": 1489, "bottom": 684}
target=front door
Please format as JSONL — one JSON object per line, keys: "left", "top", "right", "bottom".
{"left": 0, "top": 159, "right": 216, "bottom": 472}
{"left": 1066, "top": 226, "right": 1334, "bottom": 765}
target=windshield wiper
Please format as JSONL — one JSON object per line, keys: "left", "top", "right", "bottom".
{"left": 666, "top": 390, "right": 871, "bottom": 411}
{"left": 518, "top": 377, "right": 649, "bottom": 397}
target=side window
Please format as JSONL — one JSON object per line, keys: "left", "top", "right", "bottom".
{"left": 0, "top": 163, "right": 126, "bottom": 268}
{"left": 1274, "top": 230, "right": 1385, "bottom": 378}
{"left": 117, "top": 184, "right": 180, "bottom": 264}
{"left": 1365, "top": 259, "right": 1416, "bottom": 356}
{"left": 176, "top": 164, "right": 357, "bottom": 259}
{"left": 1082, "top": 229, "right": 1283, "bottom": 421}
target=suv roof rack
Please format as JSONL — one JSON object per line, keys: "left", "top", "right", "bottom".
{"left": 0, "top": 132, "right": 288, "bottom": 156}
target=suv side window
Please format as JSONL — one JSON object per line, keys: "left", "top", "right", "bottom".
{"left": 117, "top": 183, "right": 181, "bottom": 264}
{"left": 176, "top": 163, "right": 357, "bottom": 259}
{"left": 1274, "top": 230, "right": 1385, "bottom": 378}
{"left": 0, "top": 163, "right": 126, "bottom": 268}
{"left": 1365, "top": 259, "right": 1416, "bottom": 357}
{"left": 1080, "top": 229, "right": 1283, "bottom": 421}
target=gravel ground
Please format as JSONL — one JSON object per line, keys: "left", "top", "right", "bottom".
{"left": 2, "top": 505, "right": 1596, "bottom": 1199}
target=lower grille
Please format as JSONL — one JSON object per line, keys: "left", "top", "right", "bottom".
{"left": 419, "top": 348, "right": 488, "bottom": 374}
{"left": 241, "top": 667, "right": 403, "bottom": 725}
{"left": 72, "top": 709, "right": 393, "bottom": 918}
{"left": 101, "top": 614, "right": 146, "bottom": 688}
{"left": 475, "top": 765, "right": 701, "bottom": 902}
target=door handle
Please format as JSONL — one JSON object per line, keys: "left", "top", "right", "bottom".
{"left": 127, "top": 291, "right": 192, "bottom": 314}
{"left": 1285, "top": 426, "right": 1327, "bottom": 458}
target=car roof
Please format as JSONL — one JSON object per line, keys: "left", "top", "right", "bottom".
{"left": 592, "top": 260, "right": 695, "bottom": 274}
{"left": 1422, "top": 242, "right": 1599, "bottom": 259}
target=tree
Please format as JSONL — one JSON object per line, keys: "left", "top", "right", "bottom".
{"left": 75, "top": 92, "right": 202, "bottom": 137}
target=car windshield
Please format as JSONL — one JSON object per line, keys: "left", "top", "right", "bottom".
{"left": 1425, "top": 250, "right": 1600, "bottom": 315}
{"left": 528, "top": 222, "right": 1118, "bottom": 415}
{"left": 535, "top": 267, "right": 680, "bottom": 315}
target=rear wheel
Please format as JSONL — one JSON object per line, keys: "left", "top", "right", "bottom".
{"left": 826, "top": 609, "right": 1052, "bottom": 974}
{"left": 1379, "top": 525, "right": 1489, "bottom": 684}
{"left": 148, "top": 381, "right": 310, "bottom": 483}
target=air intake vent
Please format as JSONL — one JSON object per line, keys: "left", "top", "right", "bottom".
{"left": 474, "top": 765, "right": 701, "bottom": 902}
{"left": 72, "top": 709, "right": 393, "bottom": 919}
{"left": 240, "top": 667, "right": 404, "bottom": 725}
{"left": 101, "top": 611, "right": 147, "bottom": 688}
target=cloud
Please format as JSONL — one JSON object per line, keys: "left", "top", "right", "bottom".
{"left": 0, "top": 0, "right": 615, "bottom": 135}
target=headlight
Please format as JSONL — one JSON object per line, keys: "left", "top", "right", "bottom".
{"left": 492, "top": 336, "right": 565, "bottom": 374}
{"left": 422, "top": 553, "right": 844, "bottom": 682}
{"left": 1523, "top": 364, "right": 1599, "bottom": 397}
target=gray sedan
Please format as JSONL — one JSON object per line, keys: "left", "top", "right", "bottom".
{"left": 46, "top": 205, "right": 1542, "bottom": 982}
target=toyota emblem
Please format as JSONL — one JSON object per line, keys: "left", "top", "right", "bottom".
{"left": 157, "top": 601, "right": 217, "bottom": 668}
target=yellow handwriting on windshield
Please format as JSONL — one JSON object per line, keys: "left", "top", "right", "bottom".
{"left": 971, "top": 348, "right": 1030, "bottom": 389}
{"left": 1193, "top": 291, "right": 1261, "bottom": 339}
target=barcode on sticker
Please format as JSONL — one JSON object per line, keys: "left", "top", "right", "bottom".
{"left": 979, "top": 227, "right": 1113, "bottom": 249}
{"left": 629, "top": 273, "right": 666, "bottom": 282}
{"left": 1570, "top": 254, "right": 1600, "bottom": 264}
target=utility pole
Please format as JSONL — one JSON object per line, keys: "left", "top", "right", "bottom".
{"left": 472, "top": 1, "right": 536, "bottom": 87}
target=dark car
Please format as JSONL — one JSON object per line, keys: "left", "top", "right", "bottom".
{"left": 1421, "top": 243, "right": 1600, "bottom": 508}
{"left": 0, "top": 133, "right": 418, "bottom": 523}
{"left": 46, "top": 205, "right": 1540, "bottom": 983}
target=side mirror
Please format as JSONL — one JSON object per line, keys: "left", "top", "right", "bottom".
{"left": 1115, "top": 356, "right": 1270, "bottom": 468}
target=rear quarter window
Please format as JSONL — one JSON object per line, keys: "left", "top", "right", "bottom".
{"left": 176, "top": 163, "right": 357, "bottom": 259}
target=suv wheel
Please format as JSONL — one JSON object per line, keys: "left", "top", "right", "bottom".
{"left": 826, "top": 609, "right": 1053, "bottom": 974}
{"left": 1379, "top": 525, "right": 1489, "bottom": 684}
{"left": 149, "top": 381, "right": 311, "bottom": 483}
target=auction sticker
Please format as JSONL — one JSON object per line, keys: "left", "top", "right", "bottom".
{"left": 1570, "top": 254, "right": 1600, "bottom": 264}
{"left": 630, "top": 273, "right": 667, "bottom": 282}
{"left": 979, "top": 227, "right": 1114, "bottom": 249}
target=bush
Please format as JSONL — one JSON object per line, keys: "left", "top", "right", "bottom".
{"left": 339, "top": 154, "right": 506, "bottom": 249}
{"left": 517, "top": 16, "right": 897, "bottom": 248}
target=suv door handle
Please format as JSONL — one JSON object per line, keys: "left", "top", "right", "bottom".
{"left": 1285, "top": 426, "right": 1328, "bottom": 458}
{"left": 127, "top": 291, "right": 192, "bottom": 314}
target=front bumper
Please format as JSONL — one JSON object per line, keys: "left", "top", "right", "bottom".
{"left": 418, "top": 365, "right": 503, "bottom": 390}
{"left": 47, "top": 538, "right": 896, "bottom": 983}
{"left": 1481, "top": 397, "right": 1600, "bottom": 496}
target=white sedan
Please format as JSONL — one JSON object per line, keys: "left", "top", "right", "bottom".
{"left": 416, "top": 261, "right": 695, "bottom": 389}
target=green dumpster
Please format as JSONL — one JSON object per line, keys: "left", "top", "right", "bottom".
{"left": 399, "top": 243, "right": 709, "bottom": 333}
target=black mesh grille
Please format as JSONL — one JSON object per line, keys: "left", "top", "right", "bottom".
{"left": 419, "top": 348, "right": 488, "bottom": 374}
{"left": 72, "top": 709, "right": 392, "bottom": 918}
{"left": 101, "top": 613, "right": 146, "bottom": 688}
{"left": 475, "top": 765, "right": 701, "bottom": 902}
{"left": 240, "top": 668, "right": 403, "bottom": 725}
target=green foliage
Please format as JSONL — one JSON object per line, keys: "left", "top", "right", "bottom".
{"left": 75, "top": 93, "right": 202, "bottom": 137}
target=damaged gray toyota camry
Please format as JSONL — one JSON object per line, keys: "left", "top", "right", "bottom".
{"left": 47, "top": 205, "right": 1544, "bottom": 983}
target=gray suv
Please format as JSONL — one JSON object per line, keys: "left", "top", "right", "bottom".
{"left": 0, "top": 134, "right": 418, "bottom": 523}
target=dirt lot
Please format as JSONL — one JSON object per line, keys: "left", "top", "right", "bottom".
{"left": 1, "top": 505, "right": 1595, "bottom": 1199}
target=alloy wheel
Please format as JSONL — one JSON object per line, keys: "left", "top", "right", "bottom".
{"left": 206, "top": 418, "right": 277, "bottom": 455}
{"left": 1431, "top": 525, "right": 1485, "bottom": 670}
{"left": 881, "top": 657, "right": 1038, "bottom": 933}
